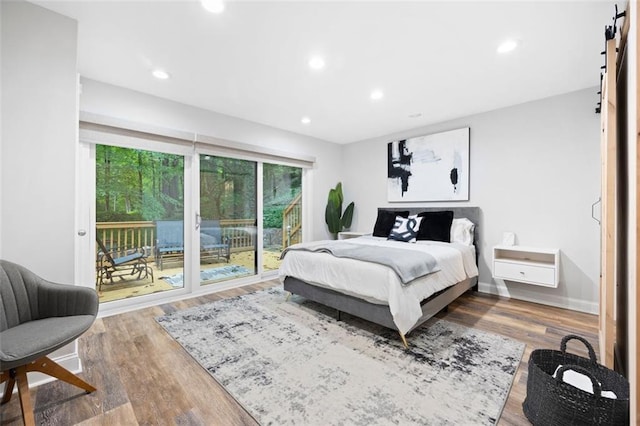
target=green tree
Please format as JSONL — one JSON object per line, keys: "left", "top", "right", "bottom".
{"left": 95, "top": 148, "right": 301, "bottom": 226}
{"left": 96, "top": 145, "right": 184, "bottom": 222}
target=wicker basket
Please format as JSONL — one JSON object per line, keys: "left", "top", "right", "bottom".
{"left": 523, "top": 335, "right": 629, "bottom": 425}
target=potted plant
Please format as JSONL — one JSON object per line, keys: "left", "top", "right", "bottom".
{"left": 325, "top": 182, "right": 355, "bottom": 239}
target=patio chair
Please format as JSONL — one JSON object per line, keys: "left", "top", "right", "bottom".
{"left": 96, "top": 238, "right": 153, "bottom": 291}
{"left": 155, "top": 220, "right": 185, "bottom": 270}
{"left": 200, "top": 219, "right": 231, "bottom": 263}
{"left": 0, "top": 260, "right": 98, "bottom": 426}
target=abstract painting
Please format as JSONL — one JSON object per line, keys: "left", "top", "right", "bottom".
{"left": 387, "top": 127, "right": 469, "bottom": 202}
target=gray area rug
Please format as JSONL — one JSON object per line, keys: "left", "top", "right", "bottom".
{"left": 156, "top": 287, "right": 525, "bottom": 425}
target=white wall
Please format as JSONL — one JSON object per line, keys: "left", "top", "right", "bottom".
{"left": 1, "top": 0, "right": 81, "bottom": 379}
{"left": 342, "top": 88, "right": 601, "bottom": 313}
{"left": 1, "top": 1, "right": 78, "bottom": 281}
{"left": 79, "top": 78, "right": 343, "bottom": 241}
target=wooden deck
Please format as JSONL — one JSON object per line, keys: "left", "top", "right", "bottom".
{"left": 0, "top": 283, "right": 598, "bottom": 425}
{"left": 94, "top": 220, "right": 292, "bottom": 303}
{"left": 97, "top": 250, "right": 282, "bottom": 303}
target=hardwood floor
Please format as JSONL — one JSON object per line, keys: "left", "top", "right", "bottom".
{"left": 0, "top": 281, "right": 598, "bottom": 426}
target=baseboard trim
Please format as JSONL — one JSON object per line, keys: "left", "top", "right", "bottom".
{"left": 478, "top": 281, "right": 598, "bottom": 314}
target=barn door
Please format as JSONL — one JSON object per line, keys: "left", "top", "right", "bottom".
{"left": 599, "top": 36, "right": 617, "bottom": 368}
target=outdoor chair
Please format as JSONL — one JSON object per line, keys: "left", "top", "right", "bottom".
{"left": 155, "top": 220, "right": 231, "bottom": 270}
{"left": 155, "top": 220, "right": 185, "bottom": 270}
{"left": 96, "top": 237, "right": 153, "bottom": 290}
{"left": 200, "top": 219, "right": 231, "bottom": 263}
{"left": 0, "top": 260, "right": 99, "bottom": 426}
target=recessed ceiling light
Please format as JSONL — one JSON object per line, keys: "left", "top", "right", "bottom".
{"left": 408, "top": 113, "right": 422, "bottom": 118}
{"left": 370, "top": 90, "right": 384, "bottom": 100}
{"left": 497, "top": 39, "right": 518, "bottom": 54}
{"left": 301, "top": 116, "right": 311, "bottom": 124}
{"left": 201, "top": 0, "right": 225, "bottom": 13}
{"left": 308, "top": 56, "right": 325, "bottom": 70}
{"left": 152, "top": 69, "right": 170, "bottom": 80}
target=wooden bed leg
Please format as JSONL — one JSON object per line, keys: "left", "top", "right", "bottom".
{"left": 285, "top": 292, "right": 292, "bottom": 302}
{"left": 399, "top": 333, "right": 409, "bottom": 349}
{"left": 337, "top": 310, "right": 342, "bottom": 321}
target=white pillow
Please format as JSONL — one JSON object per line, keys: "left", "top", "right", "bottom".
{"left": 450, "top": 218, "right": 475, "bottom": 245}
{"left": 388, "top": 215, "right": 423, "bottom": 243}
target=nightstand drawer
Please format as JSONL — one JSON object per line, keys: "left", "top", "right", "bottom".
{"left": 493, "top": 261, "right": 556, "bottom": 287}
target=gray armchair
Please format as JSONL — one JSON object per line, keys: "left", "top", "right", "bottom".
{"left": 0, "top": 260, "right": 99, "bottom": 426}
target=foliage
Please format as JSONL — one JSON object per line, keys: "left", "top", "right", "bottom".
{"left": 263, "top": 207, "right": 283, "bottom": 229}
{"left": 200, "top": 155, "right": 257, "bottom": 220}
{"left": 325, "top": 182, "right": 355, "bottom": 238}
{"left": 262, "top": 163, "right": 301, "bottom": 228}
{"left": 96, "top": 146, "right": 303, "bottom": 228}
{"left": 96, "top": 145, "right": 184, "bottom": 222}
{"left": 97, "top": 211, "right": 144, "bottom": 222}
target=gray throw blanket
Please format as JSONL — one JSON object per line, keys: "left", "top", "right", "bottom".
{"left": 281, "top": 240, "right": 440, "bottom": 284}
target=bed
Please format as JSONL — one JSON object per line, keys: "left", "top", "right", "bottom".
{"left": 279, "top": 207, "right": 481, "bottom": 347}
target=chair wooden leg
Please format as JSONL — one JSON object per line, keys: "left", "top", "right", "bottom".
{"left": 1, "top": 370, "right": 15, "bottom": 404}
{"left": 24, "top": 356, "right": 96, "bottom": 393}
{"left": 15, "top": 368, "right": 35, "bottom": 426}
{"left": 1, "top": 358, "right": 95, "bottom": 426}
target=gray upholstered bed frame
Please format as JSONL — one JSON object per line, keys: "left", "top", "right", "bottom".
{"left": 283, "top": 206, "right": 481, "bottom": 347}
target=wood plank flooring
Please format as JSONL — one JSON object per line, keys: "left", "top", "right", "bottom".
{"left": 0, "top": 281, "right": 598, "bottom": 426}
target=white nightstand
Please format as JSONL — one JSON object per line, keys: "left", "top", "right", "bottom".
{"left": 493, "top": 245, "right": 560, "bottom": 288}
{"left": 338, "top": 231, "right": 366, "bottom": 240}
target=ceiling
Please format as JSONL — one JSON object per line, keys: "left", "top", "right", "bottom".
{"left": 35, "top": 0, "right": 617, "bottom": 144}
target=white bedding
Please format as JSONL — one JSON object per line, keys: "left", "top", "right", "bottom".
{"left": 278, "top": 236, "right": 479, "bottom": 335}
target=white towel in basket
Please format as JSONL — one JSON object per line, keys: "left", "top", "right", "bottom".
{"left": 553, "top": 365, "right": 617, "bottom": 399}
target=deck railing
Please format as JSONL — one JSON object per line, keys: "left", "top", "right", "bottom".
{"left": 282, "top": 193, "right": 302, "bottom": 248}
{"left": 96, "top": 219, "right": 256, "bottom": 259}
{"left": 96, "top": 221, "right": 156, "bottom": 254}
{"left": 219, "top": 219, "right": 256, "bottom": 253}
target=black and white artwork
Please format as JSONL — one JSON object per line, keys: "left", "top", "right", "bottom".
{"left": 387, "top": 127, "right": 469, "bottom": 202}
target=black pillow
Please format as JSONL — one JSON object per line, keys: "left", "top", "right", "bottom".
{"left": 372, "top": 210, "right": 409, "bottom": 237}
{"left": 417, "top": 211, "right": 454, "bottom": 242}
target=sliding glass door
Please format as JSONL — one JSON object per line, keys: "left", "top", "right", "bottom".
{"left": 262, "top": 163, "right": 302, "bottom": 272}
{"left": 86, "top": 134, "right": 307, "bottom": 308}
{"left": 199, "top": 154, "right": 256, "bottom": 285}
{"left": 95, "top": 144, "right": 185, "bottom": 303}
